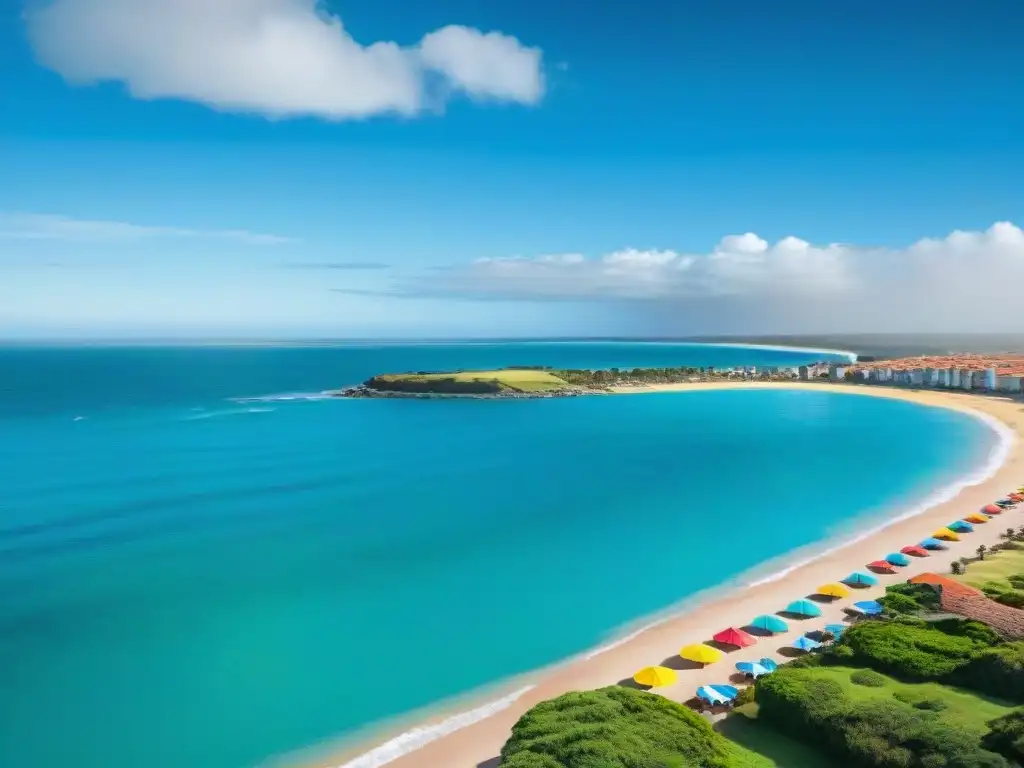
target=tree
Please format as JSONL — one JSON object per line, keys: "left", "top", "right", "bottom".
{"left": 1003, "top": 528, "right": 1016, "bottom": 540}
{"left": 500, "top": 687, "right": 734, "bottom": 768}
{"left": 952, "top": 561, "right": 964, "bottom": 575}
{"left": 979, "top": 544, "right": 989, "bottom": 560}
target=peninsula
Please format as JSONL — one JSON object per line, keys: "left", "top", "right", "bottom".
{"left": 338, "top": 364, "right": 776, "bottom": 398}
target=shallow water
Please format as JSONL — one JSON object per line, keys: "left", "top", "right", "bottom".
{"left": 0, "top": 343, "right": 995, "bottom": 767}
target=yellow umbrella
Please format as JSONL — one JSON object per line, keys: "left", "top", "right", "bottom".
{"left": 680, "top": 644, "right": 724, "bottom": 664}
{"left": 934, "top": 528, "right": 960, "bottom": 541}
{"left": 816, "top": 583, "right": 850, "bottom": 599}
{"left": 966, "top": 514, "right": 990, "bottom": 524}
{"left": 632, "top": 665, "right": 678, "bottom": 687}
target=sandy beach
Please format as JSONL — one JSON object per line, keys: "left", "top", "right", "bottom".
{"left": 303, "top": 382, "right": 1024, "bottom": 768}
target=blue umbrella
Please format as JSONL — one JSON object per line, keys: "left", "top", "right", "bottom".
{"left": 948, "top": 521, "right": 974, "bottom": 533}
{"left": 920, "top": 538, "right": 946, "bottom": 550}
{"left": 735, "top": 661, "right": 770, "bottom": 678}
{"left": 853, "top": 600, "right": 883, "bottom": 615}
{"left": 843, "top": 571, "right": 879, "bottom": 586}
{"left": 711, "top": 684, "right": 739, "bottom": 700}
{"left": 785, "top": 599, "right": 823, "bottom": 617}
{"left": 793, "top": 635, "right": 822, "bottom": 651}
{"left": 825, "top": 623, "right": 847, "bottom": 638}
{"left": 885, "top": 552, "right": 911, "bottom": 566}
{"left": 750, "top": 614, "right": 789, "bottom": 633}
{"left": 759, "top": 657, "right": 778, "bottom": 672}
{"left": 696, "top": 685, "right": 731, "bottom": 705}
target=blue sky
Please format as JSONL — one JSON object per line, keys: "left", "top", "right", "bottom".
{"left": 2, "top": 0, "right": 1024, "bottom": 338}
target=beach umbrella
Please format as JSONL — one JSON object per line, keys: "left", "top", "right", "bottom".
{"left": 712, "top": 627, "right": 757, "bottom": 648}
{"left": 750, "top": 615, "right": 789, "bottom": 633}
{"left": 852, "top": 600, "right": 883, "bottom": 616}
{"left": 793, "top": 635, "right": 822, "bottom": 652}
{"left": 759, "top": 657, "right": 778, "bottom": 672}
{"left": 867, "top": 560, "right": 897, "bottom": 573}
{"left": 843, "top": 571, "right": 880, "bottom": 586}
{"left": 901, "top": 545, "right": 929, "bottom": 557}
{"left": 632, "top": 666, "right": 678, "bottom": 687}
{"left": 965, "top": 514, "right": 990, "bottom": 524}
{"left": 933, "top": 528, "right": 960, "bottom": 541}
{"left": 711, "top": 684, "right": 739, "bottom": 700}
{"left": 997, "top": 500, "right": 1014, "bottom": 508}
{"left": 680, "top": 644, "right": 724, "bottom": 665}
{"left": 696, "top": 685, "right": 730, "bottom": 705}
{"left": 919, "top": 538, "right": 946, "bottom": 550}
{"left": 885, "top": 553, "right": 911, "bottom": 567}
{"left": 825, "top": 623, "right": 847, "bottom": 639}
{"left": 984, "top": 504, "right": 1003, "bottom": 515}
{"left": 785, "top": 599, "right": 823, "bottom": 617}
{"left": 735, "top": 661, "right": 770, "bottom": 678}
{"left": 816, "top": 583, "right": 851, "bottom": 599}
{"left": 948, "top": 521, "right": 974, "bottom": 533}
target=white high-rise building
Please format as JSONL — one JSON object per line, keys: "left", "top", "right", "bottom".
{"left": 985, "top": 368, "right": 998, "bottom": 390}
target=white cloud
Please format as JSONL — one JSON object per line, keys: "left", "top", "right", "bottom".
{"left": 25, "top": 0, "right": 544, "bottom": 120}
{"left": 413, "top": 222, "right": 1024, "bottom": 332}
{"left": 0, "top": 213, "right": 293, "bottom": 245}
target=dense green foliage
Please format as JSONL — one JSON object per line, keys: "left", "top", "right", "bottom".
{"left": 982, "top": 709, "right": 1024, "bottom": 763}
{"left": 500, "top": 687, "right": 736, "bottom": 768}
{"left": 953, "top": 642, "right": 1024, "bottom": 702}
{"left": 756, "top": 667, "right": 1011, "bottom": 767}
{"left": 879, "top": 582, "right": 942, "bottom": 615}
{"left": 981, "top": 580, "right": 1024, "bottom": 609}
{"left": 839, "top": 619, "right": 997, "bottom": 681}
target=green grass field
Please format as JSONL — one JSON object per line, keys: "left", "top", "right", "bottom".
{"left": 718, "top": 714, "right": 835, "bottom": 768}
{"left": 716, "top": 666, "right": 1017, "bottom": 766}
{"left": 376, "top": 369, "right": 571, "bottom": 392}
{"left": 955, "top": 542, "right": 1024, "bottom": 590}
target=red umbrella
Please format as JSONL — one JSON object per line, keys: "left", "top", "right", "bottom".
{"left": 712, "top": 627, "right": 757, "bottom": 648}
{"left": 900, "top": 545, "right": 929, "bottom": 557}
{"left": 984, "top": 504, "right": 1003, "bottom": 515}
{"left": 867, "top": 560, "right": 896, "bottom": 572}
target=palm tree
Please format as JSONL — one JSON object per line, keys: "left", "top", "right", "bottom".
{"left": 977, "top": 544, "right": 988, "bottom": 560}
{"left": 951, "top": 561, "right": 964, "bottom": 575}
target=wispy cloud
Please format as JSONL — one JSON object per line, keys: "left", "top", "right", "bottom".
{"left": 286, "top": 262, "right": 390, "bottom": 271}
{"left": 0, "top": 213, "right": 293, "bottom": 245}
{"left": 26, "top": 0, "right": 545, "bottom": 121}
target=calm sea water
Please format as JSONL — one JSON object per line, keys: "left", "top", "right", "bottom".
{"left": 0, "top": 343, "right": 997, "bottom": 768}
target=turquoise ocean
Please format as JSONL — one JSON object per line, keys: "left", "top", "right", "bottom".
{"left": 0, "top": 342, "right": 1004, "bottom": 768}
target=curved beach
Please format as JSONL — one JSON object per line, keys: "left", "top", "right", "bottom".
{"left": 306, "top": 383, "right": 1023, "bottom": 768}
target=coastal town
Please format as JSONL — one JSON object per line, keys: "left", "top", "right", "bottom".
{"left": 732, "top": 354, "right": 1024, "bottom": 395}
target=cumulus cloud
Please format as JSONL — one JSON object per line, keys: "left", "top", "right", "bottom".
{"left": 383, "top": 222, "right": 1024, "bottom": 332}
{"left": 25, "top": 0, "right": 544, "bottom": 119}
{"left": 0, "top": 212, "right": 292, "bottom": 245}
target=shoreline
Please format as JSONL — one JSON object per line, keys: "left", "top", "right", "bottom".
{"left": 294, "top": 382, "right": 1023, "bottom": 768}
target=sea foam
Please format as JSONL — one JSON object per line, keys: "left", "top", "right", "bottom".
{"left": 333, "top": 686, "right": 534, "bottom": 768}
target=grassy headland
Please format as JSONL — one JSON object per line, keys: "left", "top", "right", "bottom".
{"left": 342, "top": 364, "right": 777, "bottom": 398}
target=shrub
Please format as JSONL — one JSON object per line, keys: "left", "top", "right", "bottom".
{"left": 759, "top": 667, "right": 1011, "bottom": 767}
{"left": 499, "top": 686, "right": 734, "bottom": 768}
{"left": 733, "top": 686, "right": 755, "bottom": 706}
{"left": 913, "top": 698, "right": 948, "bottom": 712}
{"left": 954, "top": 643, "right": 1024, "bottom": 703}
{"left": 983, "top": 708, "right": 1024, "bottom": 763}
{"left": 1007, "top": 574, "right": 1024, "bottom": 590}
{"left": 850, "top": 669, "right": 887, "bottom": 687}
{"left": 841, "top": 620, "right": 986, "bottom": 681}
{"left": 880, "top": 582, "right": 942, "bottom": 614}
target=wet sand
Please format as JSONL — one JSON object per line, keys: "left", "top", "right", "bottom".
{"left": 302, "top": 383, "right": 1024, "bottom": 768}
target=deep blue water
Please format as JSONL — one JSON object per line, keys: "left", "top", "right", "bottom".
{"left": 0, "top": 343, "right": 997, "bottom": 768}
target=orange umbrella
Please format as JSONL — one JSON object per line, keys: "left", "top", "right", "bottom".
{"left": 984, "top": 504, "right": 1003, "bottom": 515}
{"left": 901, "top": 545, "right": 929, "bottom": 557}
{"left": 867, "top": 560, "right": 896, "bottom": 572}
{"left": 712, "top": 627, "right": 757, "bottom": 648}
